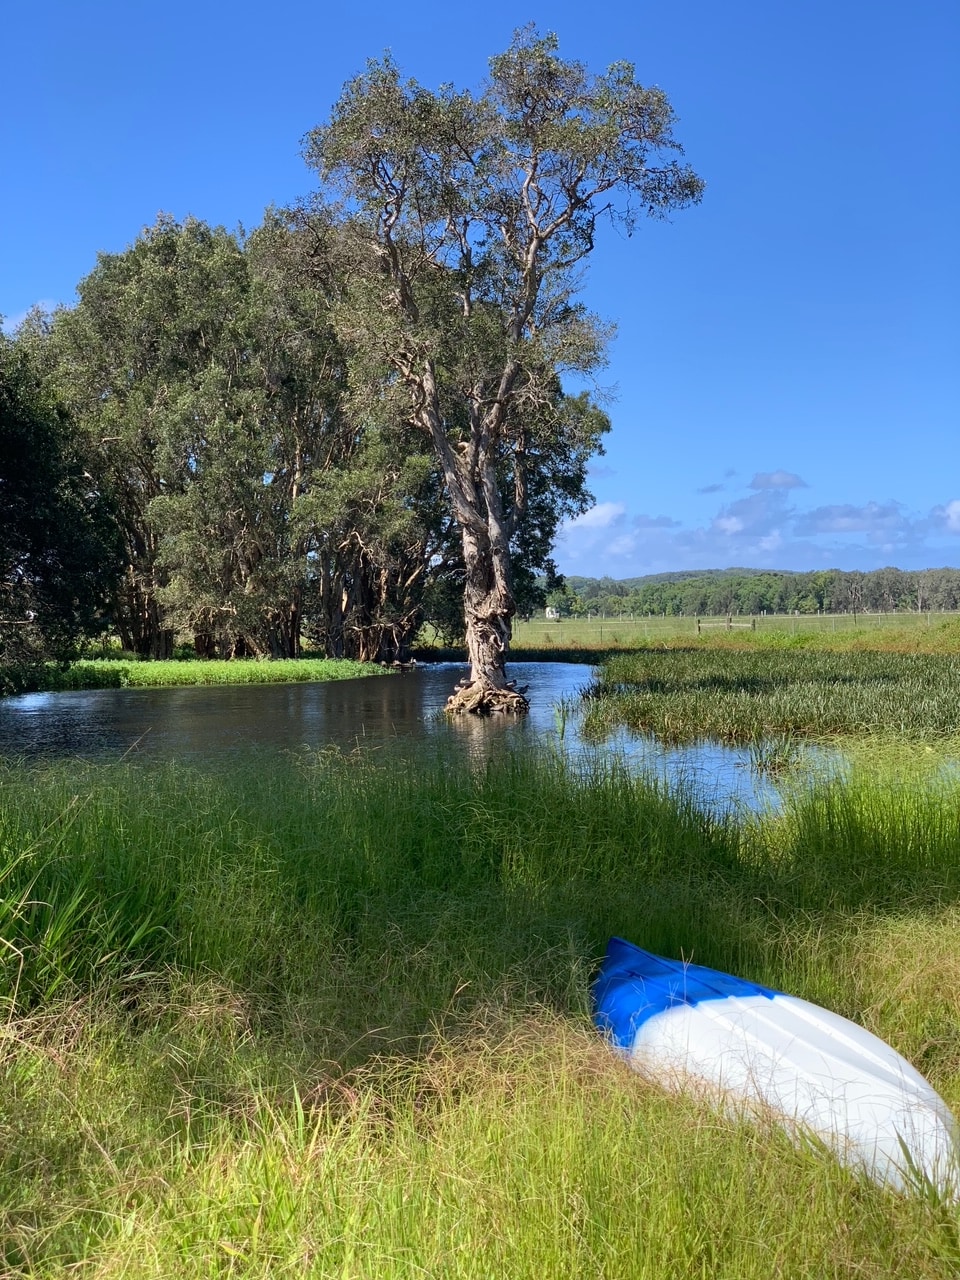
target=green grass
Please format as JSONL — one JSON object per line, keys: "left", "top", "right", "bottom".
{"left": 3, "top": 749, "right": 960, "bottom": 1274}
{"left": 582, "top": 647, "right": 960, "bottom": 744}
{"left": 33, "top": 655, "right": 387, "bottom": 692}
{"left": 509, "top": 612, "right": 960, "bottom": 654}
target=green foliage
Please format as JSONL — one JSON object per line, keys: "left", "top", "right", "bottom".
{"left": 45, "top": 214, "right": 448, "bottom": 664}
{"left": 49, "top": 215, "right": 256, "bottom": 657}
{"left": 5, "top": 34, "right": 702, "bottom": 687}
{"left": 565, "top": 567, "right": 960, "bottom": 617}
{"left": 0, "top": 329, "right": 123, "bottom": 689}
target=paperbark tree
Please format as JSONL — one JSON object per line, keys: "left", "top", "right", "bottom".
{"left": 242, "top": 217, "right": 449, "bottom": 663}
{"left": 302, "top": 27, "right": 703, "bottom": 712}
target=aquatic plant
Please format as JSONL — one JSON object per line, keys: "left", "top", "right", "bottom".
{"left": 583, "top": 648, "right": 960, "bottom": 743}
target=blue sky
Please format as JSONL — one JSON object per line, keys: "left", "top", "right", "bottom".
{"left": 3, "top": 0, "right": 957, "bottom": 577}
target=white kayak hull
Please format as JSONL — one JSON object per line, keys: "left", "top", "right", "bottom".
{"left": 593, "top": 937, "right": 960, "bottom": 1196}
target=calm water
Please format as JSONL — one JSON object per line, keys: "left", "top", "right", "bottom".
{"left": 0, "top": 662, "right": 783, "bottom": 811}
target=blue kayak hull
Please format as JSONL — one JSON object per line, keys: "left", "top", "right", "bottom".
{"left": 594, "top": 937, "right": 960, "bottom": 1196}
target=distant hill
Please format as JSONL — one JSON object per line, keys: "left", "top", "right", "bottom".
{"left": 551, "top": 566, "right": 960, "bottom": 616}
{"left": 566, "top": 568, "right": 800, "bottom": 590}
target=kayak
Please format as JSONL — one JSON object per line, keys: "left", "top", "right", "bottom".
{"left": 593, "top": 936, "right": 960, "bottom": 1196}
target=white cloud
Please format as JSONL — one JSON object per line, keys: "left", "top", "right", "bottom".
{"left": 556, "top": 482, "right": 960, "bottom": 578}
{"left": 793, "top": 502, "right": 906, "bottom": 537}
{"left": 607, "top": 535, "right": 640, "bottom": 556}
{"left": 565, "top": 501, "right": 626, "bottom": 530}
{"left": 711, "top": 489, "right": 796, "bottom": 540}
{"left": 749, "top": 470, "right": 808, "bottom": 490}
{"left": 633, "top": 514, "right": 680, "bottom": 529}
{"left": 714, "top": 516, "right": 744, "bottom": 535}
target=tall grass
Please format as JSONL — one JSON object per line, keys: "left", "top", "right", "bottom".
{"left": 3, "top": 749, "right": 960, "bottom": 1273}
{"left": 0, "top": 750, "right": 731, "bottom": 1028}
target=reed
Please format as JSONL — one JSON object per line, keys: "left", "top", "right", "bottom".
{"left": 583, "top": 647, "right": 960, "bottom": 743}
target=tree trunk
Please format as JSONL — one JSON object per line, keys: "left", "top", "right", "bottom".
{"left": 265, "top": 602, "right": 302, "bottom": 659}
{"left": 445, "top": 527, "right": 528, "bottom": 715}
{"left": 115, "top": 575, "right": 173, "bottom": 658}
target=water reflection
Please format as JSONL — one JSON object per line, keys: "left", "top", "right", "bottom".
{"left": 0, "top": 662, "right": 799, "bottom": 812}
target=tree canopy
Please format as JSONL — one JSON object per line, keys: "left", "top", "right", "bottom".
{"left": 552, "top": 568, "right": 960, "bottom": 618}
{"left": 46, "top": 214, "right": 451, "bottom": 662}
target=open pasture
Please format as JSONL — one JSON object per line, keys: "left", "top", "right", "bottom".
{"left": 510, "top": 611, "right": 960, "bottom": 656}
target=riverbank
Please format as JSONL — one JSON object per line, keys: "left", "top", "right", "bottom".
{"left": 10, "top": 612, "right": 960, "bottom": 698}
{"left": 3, "top": 748, "right": 960, "bottom": 1276}
{"left": 18, "top": 655, "right": 389, "bottom": 693}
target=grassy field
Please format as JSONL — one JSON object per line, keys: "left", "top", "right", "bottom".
{"left": 3, "top": 747, "right": 960, "bottom": 1276}
{"left": 510, "top": 611, "right": 960, "bottom": 655}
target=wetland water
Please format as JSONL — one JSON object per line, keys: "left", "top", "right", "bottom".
{"left": 0, "top": 662, "right": 785, "bottom": 811}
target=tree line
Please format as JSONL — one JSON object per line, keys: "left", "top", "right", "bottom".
{"left": 549, "top": 568, "right": 960, "bottom": 618}
{"left": 1, "top": 30, "right": 703, "bottom": 708}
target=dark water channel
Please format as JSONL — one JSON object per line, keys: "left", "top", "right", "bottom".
{"left": 0, "top": 662, "right": 786, "bottom": 812}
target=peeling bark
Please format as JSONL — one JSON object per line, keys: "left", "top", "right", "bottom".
{"left": 444, "top": 525, "right": 529, "bottom": 716}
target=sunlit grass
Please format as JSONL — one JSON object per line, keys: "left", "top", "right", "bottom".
{"left": 7, "top": 1003, "right": 960, "bottom": 1278}
{"left": 505, "top": 612, "right": 960, "bottom": 656}
{"left": 35, "top": 655, "right": 387, "bottom": 691}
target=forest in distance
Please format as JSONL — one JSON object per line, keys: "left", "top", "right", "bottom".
{"left": 550, "top": 566, "right": 960, "bottom": 619}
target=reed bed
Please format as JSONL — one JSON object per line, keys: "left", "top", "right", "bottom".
{"left": 583, "top": 648, "right": 960, "bottom": 743}
{"left": 2, "top": 748, "right": 960, "bottom": 1275}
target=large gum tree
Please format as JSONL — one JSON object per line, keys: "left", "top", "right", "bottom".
{"left": 303, "top": 28, "right": 703, "bottom": 713}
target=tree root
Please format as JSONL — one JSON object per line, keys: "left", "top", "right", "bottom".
{"left": 445, "top": 680, "right": 530, "bottom": 716}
